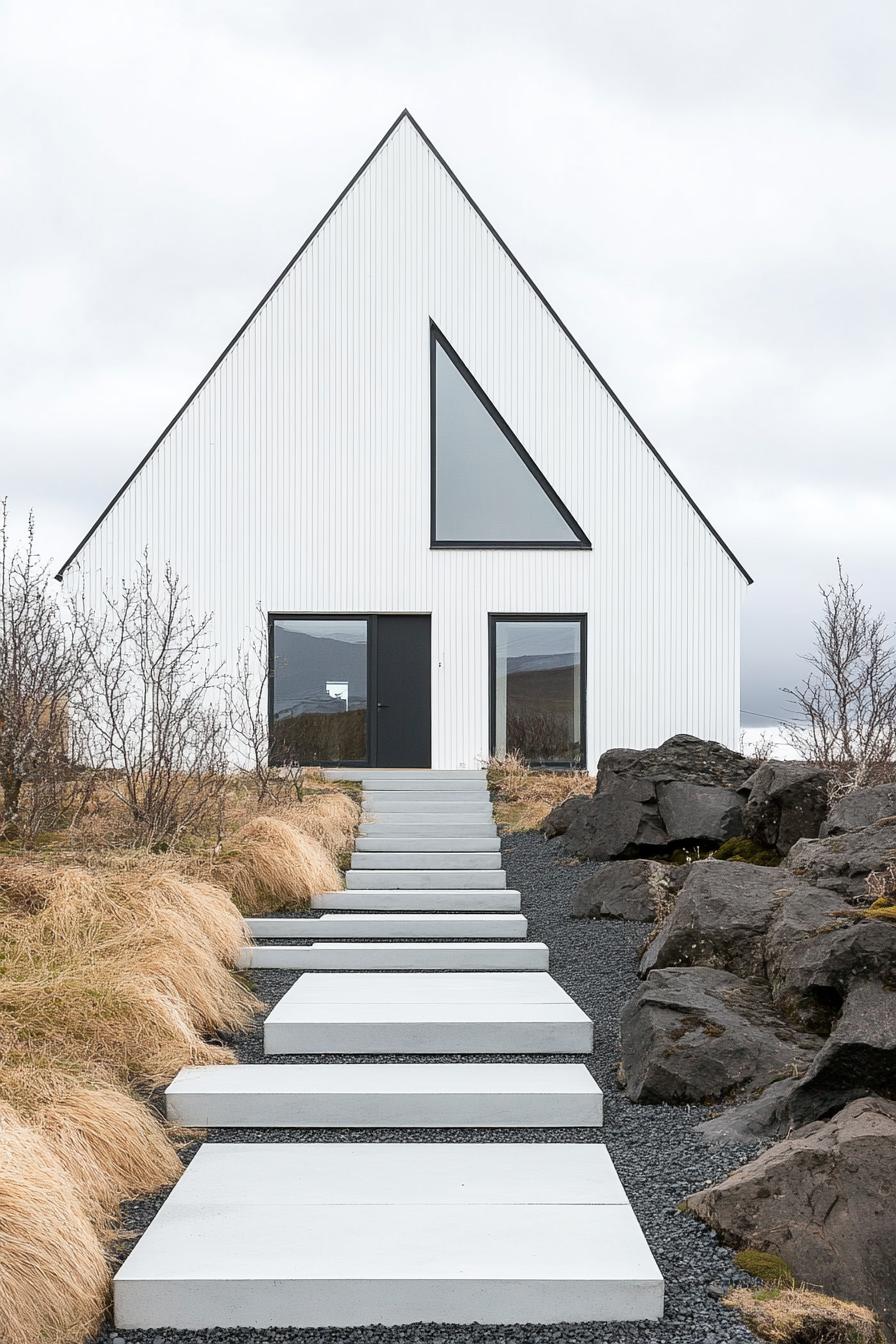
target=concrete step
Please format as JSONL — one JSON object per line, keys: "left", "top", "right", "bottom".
{"left": 113, "top": 1143, "right": 662, "bottom": 1328}
{"left": 327, "top": 768, "right": 486, "bottom": 781}
{"left": 345, "top": 869, "right": 506, "bottom": 890}
{"left": 311, "top": 890, "right": 521, "bottom": 911}
{"left": 363, "top": 781, "right": 490, "bottom": 793}
{"left": 279, "top": 972, "right": 573, "bottom": 1004}
{"left": 238, "top": 942, "right": 549, "bottom": 970}
{"left": 165, "top": 1063, "right": 602, "bottom": 1128}
{"left": 359, "top": 821, "right": 497, "bottom": 837}
{"left": 364, "top": 796, "right": 492, "bottom": 809}
{"left": 264, "top": 972, "right": 591, "bottom": 1054}
{"left": 351, "top": 851, "right": 502, "bottom": 870}
{"left": 356, "top": 835, "right": 501, "bottom": 851}
{"left": 245, "top": 913, "right": 528, "bottom": 939}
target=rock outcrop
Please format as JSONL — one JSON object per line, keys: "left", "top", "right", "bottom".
{"left": 821, "top": 782, "right": 896, "bottom": 836}
{"left": 684, "top": 1097, "right": 896, "bottom": 1342}
{"left": 786, "top": 979, "right": 896, "bottom": 1126}
{"left": 742, "top": 760, "right": 833, "bottom": 855}
{"left": 639, "top": 859, "right": 785, "bottom": 981}
{"left": 544, "top": 734, "right": 754, "bottom": 858}
{"left": 765, "top": 887, "right": 896, "bottom": 1032}
{"left": 618, "top": 966, "right": 822, "bottom": 1104}
{"left": 571, "top": 859, "right": 685, "bottom": 922}
{"left": 786, "top": 818, "right": 896, "bottom": 901}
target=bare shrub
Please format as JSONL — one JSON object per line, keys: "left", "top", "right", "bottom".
{"left": 0, "top": 503, "right": 88, "bottom": 843}
{"left": 783, "top": 562, "right": 896, "bottom": 788}
{"left": 73, "top": 558, "right": 231, "bottom": 847}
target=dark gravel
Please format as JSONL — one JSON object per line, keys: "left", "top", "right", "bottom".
{"left": 92, "top": 831, "right": 761, "bottom": 1344}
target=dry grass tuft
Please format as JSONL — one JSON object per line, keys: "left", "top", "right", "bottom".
{"left": 724, "top": 1285, "right": 881, "bottom": 1343}
{"left": 0, "top": 1104, "right": 110, "bottom": 1344}
{"left": 0, "top": 857, "right": 257, "bottom": 1086}
{"left": 266, "top": 790, "right": 360, "bottom": 859}
{"left": 0, "top": 1065, "right": 181, "bottom": 1223}
{"left": 487, "top": 753, "right": 593, "bottom": 832}
{"left": 209, "top": 814, "right": 343, "bottom": 914}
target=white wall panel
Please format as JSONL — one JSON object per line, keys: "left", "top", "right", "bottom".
{"left": 62, "top": 116, "right": 746, "bottom": 771}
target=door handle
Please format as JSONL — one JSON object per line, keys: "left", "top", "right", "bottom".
{"left": 377, "top": 702, "right": 389, "bottom": 710}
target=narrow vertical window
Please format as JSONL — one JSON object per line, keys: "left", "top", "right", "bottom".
{"left": 270, "top": 618, "right": 368, "bottom": 764}
{"left": 431, "top": 324, "right": 590, "bottom": 548}
{"left": 491, "top": 617, "right": 585, "bottom": 767}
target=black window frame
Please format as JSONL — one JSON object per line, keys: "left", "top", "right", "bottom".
{"left": 430, "top": 321, "right": 592, "bottom": 551}
{"left": 488, "top": 613, "right": 587, "bottom": 769}
{"left": 268, "top": 612, "right": 376, "bottom": 767}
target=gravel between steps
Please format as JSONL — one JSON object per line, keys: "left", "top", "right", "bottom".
{"left": 93, "top": 831, "right": 761, "bottom": 1344}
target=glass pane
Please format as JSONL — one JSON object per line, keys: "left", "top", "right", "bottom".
{"left": 271, "top": 619, "right": 368, "bottom": 763}
{"left": 494, "top": 620, "right": 582, "bottom": 766}
{"left": 434, "top": 340, "right": 582, "bottom": 543}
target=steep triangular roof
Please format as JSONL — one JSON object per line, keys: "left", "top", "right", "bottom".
{"left": 56, "top": 109, "right": 751, "bottom": 582}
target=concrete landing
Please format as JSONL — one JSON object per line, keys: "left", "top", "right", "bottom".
{"left": 245, "top": 913, "right": 528, "bottom": 939}
{"left": 263, "top": 973, "right": 592, "bottom": 1054}
{"left": 113, "top": 1143, "right": 662, "bottom": 1328}
{"left": 239, "top": 941, "right": 549, "bottom": 970}
{"left": 165, "top": 1063, "right": 602, "bottom": 1128}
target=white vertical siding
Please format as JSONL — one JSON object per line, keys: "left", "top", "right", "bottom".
{"left": 62, "top": 116, "right": 746, "bottom": 771}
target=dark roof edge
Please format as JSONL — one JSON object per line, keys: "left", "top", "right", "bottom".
{"left": 402, "top": 111, "right": 752, "bottom": 584}
{"left": 55, "top": 108, "right": 411, "bottom": 579}
{"left": 57, "top": 108, "right": 751, "bottom": 584}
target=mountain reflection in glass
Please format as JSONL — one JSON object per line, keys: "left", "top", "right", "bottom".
{"left": 270, "top": 619, "right": 368, "bottom": 764}
{"left": 494, "top": 620, "right": 582, "bottom": 766}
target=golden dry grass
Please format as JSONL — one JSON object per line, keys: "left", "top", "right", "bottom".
{"left": 208, "top": 814, "right": 344, "bottom": 914}
{"left": 272, "top": 789, "right": 360, "bottom": 857}
{"left": 0, "top": 1104, "right": 110, "bottom": 1344}
{"left": 724, "top": 1285, "right": 881, "bottom": 1343}
{"left": 487, "top": 753, "right": 593, "bottom": 832}
{"left": 0, "top": 855, "right": 259, "bottom": 1089}
{"left": 0, "top": 1065, "right": 181, "bottom": 1223}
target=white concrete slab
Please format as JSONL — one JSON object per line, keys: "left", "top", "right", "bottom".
{"left": 359, "top": 821, "right": 498, "bottom": 836}
{"left": 362, "top": 779, "right": 491, "bottom": 784}
{"left": 356, "top": 835, "right": 501, "bottom": 851}
{"left": 245, "top": 913, "right": 528, "bottom": 938}
{"left": 345, "top": 869, "right": 506, "bottom": 889}
{"left": 114, "top": 1143, "right": 662, "bottom": 1328}
{"left": 365, "top": 791, "right": 490, "bottom": 803}
{"left": 278, "top": 971, "right": 575, "bottom": 1005}
{"left": 311, "top": 890, "right": 521, "bottom": 911}
{"left": 351, "top": 851, "right": 502, "bottom": 870}
{"left": 239, "top": 942, "right": 549, "bottom": 970}
{"left": 364, "top": 797, "right": 493, "bottom": 809}
{"left": 164, "top": 1063, "right": 602, "bottom": 1127}
{"left": 264, "top": 1002, "right": 593, "bottom": 1054}
{"left": 327, "top": 774, "right": 486, "bottom": 784}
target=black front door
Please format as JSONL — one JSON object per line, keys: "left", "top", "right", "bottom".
{"left": 374, "top": 616, "right": 431, "bottom": 767}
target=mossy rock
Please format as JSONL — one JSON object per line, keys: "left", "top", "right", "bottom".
{"left": 734, "top": 1248, "right": 796, "bottom": 1286}
{"left": 713, "top": 836, "right": 782, "bottom": 867}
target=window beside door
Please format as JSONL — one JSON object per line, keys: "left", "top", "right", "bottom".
{"left": 269, "top": 617, "right": 368, "bottom": 765}
{"left": 490, "top": 616, "right": 585, "bottom": 768}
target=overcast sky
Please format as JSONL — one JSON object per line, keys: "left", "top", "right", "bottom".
{"left": 2, "top": 0, "right": 894, "bottom": 730}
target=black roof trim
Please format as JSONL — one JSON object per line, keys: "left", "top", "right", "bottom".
{"left": 57, "top": 108, "right": 751, "bottom": 584}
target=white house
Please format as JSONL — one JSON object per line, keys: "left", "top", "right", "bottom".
{"left": 58, "top": 110, "right": 750, "bottom": 774}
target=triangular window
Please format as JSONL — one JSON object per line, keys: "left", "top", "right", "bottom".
{"left": 430, "top": 324, "right": 590, "bottom": 548}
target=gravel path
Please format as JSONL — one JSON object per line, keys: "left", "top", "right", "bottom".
{"left": 94, "top": 831, "right": 760, "bottom": 1344}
